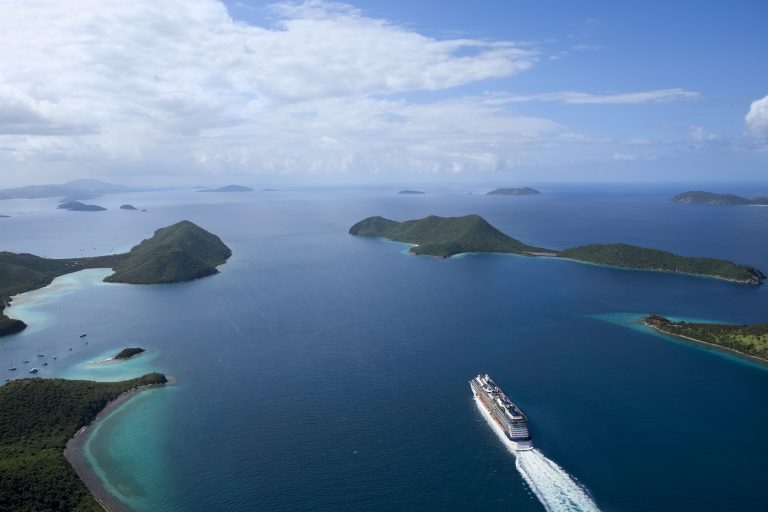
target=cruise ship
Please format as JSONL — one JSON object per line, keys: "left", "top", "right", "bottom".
{"left": 470, "top": 373, "right": 532, "bottom": 451}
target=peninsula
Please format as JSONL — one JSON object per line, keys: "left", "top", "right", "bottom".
{"left": 0, "top": 220, "right": 231, "bottom": 336}
{"left": 0, "top": 373, "right": 167, "bottom": 512}
{"left": 487, "top": 187, "right": 540, "bottom": 196}
{"left": 559, "top": 244, "right": 765, "bottom": 284}
{"left": 200, "top": 184, "right": 254, "bottom": 192}
{"left": 671, "top": 191, "right": 768, "bottom": 205}
{"left": 349, "top": 214, "right": 764, "bottom": 284}
{"left": 644, "top": 315, "right": 768, "bottom": 363}
{"left": 57, "top": 201, "right": 107, "bottom": 212}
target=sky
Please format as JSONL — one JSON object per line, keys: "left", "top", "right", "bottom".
{"left": 0, "top": 0, "right": 766, "bottom": 186}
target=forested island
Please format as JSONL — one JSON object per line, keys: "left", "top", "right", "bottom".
{"left": 0, "top": 220, "right": 231, "bottom": 336}
{"left": 114, "top": 347, "right": 145, "bottom": 359}
{"left": 644, "top": 315, "right": 768, "bottom": 362}
{"left": 349, "top": 214, "right": 551, "bottom": 258}
{"left": 57, "top": 201, "right": 107, "bottom": 212}
{"left": 200, "top": 184, "right": 254, "bottom": 192}
{"left": 487, "top": 187, "right": 540, "bottom": 196}
{"left": 0, "top": 373, "right": 168, "bottom": 512}
{"left": 671, "top": 191, "right": 768, "bottom": 205}
{"left": 120, "top": 204, "right": 138, "bottom": 210}
{"left": 349, "top": 214, "right": 764, "bottom": 284}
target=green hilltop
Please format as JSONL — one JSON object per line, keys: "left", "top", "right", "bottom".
{"left": 0, "top": 373, "right": 167, "bottom": 512}
{"left": 349, "top": 214, "right": 551, "bottom": 258}
{"left": 105, "top": 220, "right": 231, "bottom": 284}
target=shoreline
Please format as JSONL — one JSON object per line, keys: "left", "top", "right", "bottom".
{"left": 643, "top": 321, "right": 768, "bottom": 366}
{"left": 64, "top": 379, "right": 172, "bottom": 512}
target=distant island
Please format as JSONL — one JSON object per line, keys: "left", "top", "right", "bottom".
{"left": 57, "top": 201, "right": 107, "bottom": 212}
{"left": 0, "top": 179, "right": 131, "bottom": 201}
{"left": 349, "top": 214, "right": 552, "bottom": 258}
{"left": 0, "top": 373, "right": 167, "bottom": 511}
{"left": 398, "top": 190, "right": 425, "bottom": 195}
{"left": 0, "top": 220, "right": 232, "bottom": 336}
{"left": 261, "top": 188, "right": 279, "bottom": 192}
{"left": 487, "top": 187, "right": 540, "bottom": 196}
{"left": 114, "top": 347, "right": 145, "bottom": 359}
{"left": 349, "top": 214, "right": 764, "bottom": 284}
{"left": 644, "top": 315, "right": 768, "bottom": 363}
{"left": 0, "top": 215, "right": 8, "bottom": 218}
{"left": 120, "top": 204, "right": 138, "bottom": 210}
{"left": 671, "top": 191, "right": 768, "bottom": 206}
{"left": 199, "top": 184, "right": 254, "bottom": 192}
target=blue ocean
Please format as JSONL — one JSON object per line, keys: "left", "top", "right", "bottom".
{"left": 2, "top": 184, "right": 768, "bottom": 511}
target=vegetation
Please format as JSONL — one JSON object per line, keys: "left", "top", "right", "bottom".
{"left": 57, "top": 201, "right": 107, "bottom": 212}
{"left": 486, "top": 187, "right": 540, "bottom": 196}
{"left": 199, "top": 184, "right": 253, "bottom": 192}
{"left": 559, "top": 244, "right": 765, "bottom": 283}
{"left": 0, "top": 373, "right": 167, "bottom": 512}
{"left": 114, "top": 347, "right": 145, "bottom": 359}
{"left": 105, "top": 220, "right": 232, "bottom": 284}
{"left": 645, "top": 315, "right": 768, "bottom": 361}
{"left": 0, "top": 221, "right": 231, "bottom": 336}
{"left": 349, "top": 214, "right": 551, "bottom": 257}
{"left": 670, "top": 191, "right": 768, "bottom": 205}
{"left": 120, "top": 204, "right": 138, "bottom": 210}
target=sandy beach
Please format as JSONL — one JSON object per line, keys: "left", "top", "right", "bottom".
{"left": 64, "top": 380, "right": 172, "bottom": 512}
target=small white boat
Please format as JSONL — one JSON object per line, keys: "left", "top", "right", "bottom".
{"left": 29, "top": 368, "right": 39, "bottom": 374}
{"left": 80, "top": 333, "right": 87, "bottom": 338}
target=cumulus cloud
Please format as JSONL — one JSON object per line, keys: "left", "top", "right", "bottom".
{"left": 0, "top": 0, "right": 556, "bottom": 178}
{"left": 746, "top": 95, "right": 768, "bottom": 138}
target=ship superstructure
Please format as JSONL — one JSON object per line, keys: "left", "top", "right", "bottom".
{"left": 470, "top": 373, "right": 532, "bottom": 451}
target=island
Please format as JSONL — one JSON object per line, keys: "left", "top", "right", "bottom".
{"left": 349, "top": 214, "right": 552, "bottom": 258}
{"left": 398, "top": 190, "right": 425, "bottom": 195}
{"left": 0, "top": 220, "right": 232, "bottom": 336}
{"left": 57, "top": 201, "right": 107, "bottom": 212}
{"left": 486, "top": 187, "right": 540, "bottom": 196}
{"left": 114, "top": 347, "right": 145, "bottom": 359}
{"left": 199, "top": 184, "right": 254, "bottom": 192}
{"left": 671, "top": 191, "right": 768, "bottom": 205}
{"left": 644, "top": 315, "right": 768, "bottom": 363}
{"left": 0, "top": 179, "right": 131, "bottom": 201}
{"left": 120, "top": 204, "right": 138, "bottom": 210}
{"left": 559, "top": 244, "right": 765, "bottom": 284}
{"left": 0, "top": 373, "right": 168, "bottom": 512}
{"left": 0, "top": 215, "right": 8, "bottom": 218}
{"left": 349, "top": 214, "right": 764, "bottom": 284}
{"left": 261, "top": 188, "right": 279, "bottom": 192}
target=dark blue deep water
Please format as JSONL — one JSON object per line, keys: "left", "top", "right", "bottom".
{"left": 2, "top": 185, "right": 768, "bottom": 511}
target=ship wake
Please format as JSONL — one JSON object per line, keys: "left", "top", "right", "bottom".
{"left": 474, "top": 396, "right": 600, "bottom": 512}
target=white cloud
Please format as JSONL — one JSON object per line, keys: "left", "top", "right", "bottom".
{"left": 502, "top": 88, "right": 699, "bottom": 105}
{"left": 0, "top": 0, "right": 559, "bottom": 180}
{"left": 746, "top": 95, "right": 768, "bottom": 138}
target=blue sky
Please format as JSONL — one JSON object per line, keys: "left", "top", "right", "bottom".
{"left": 0, "top": 0, "right": 766, "bottom": 185}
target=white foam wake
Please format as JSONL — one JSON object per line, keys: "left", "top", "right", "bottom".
{"left": 473, "top": 396, "right": 600, "bottom": 512}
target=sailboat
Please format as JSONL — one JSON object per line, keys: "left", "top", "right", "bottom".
{"left": 8, "top": 361, "right": 16, "bottom": 371}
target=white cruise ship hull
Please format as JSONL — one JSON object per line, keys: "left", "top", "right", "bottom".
{"left": 471, "top": 385, "right": 533, "bottom": 451}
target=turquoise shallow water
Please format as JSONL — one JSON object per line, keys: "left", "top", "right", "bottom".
{"left": 2, "top": 185, "right": 768, "bottom": 511}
